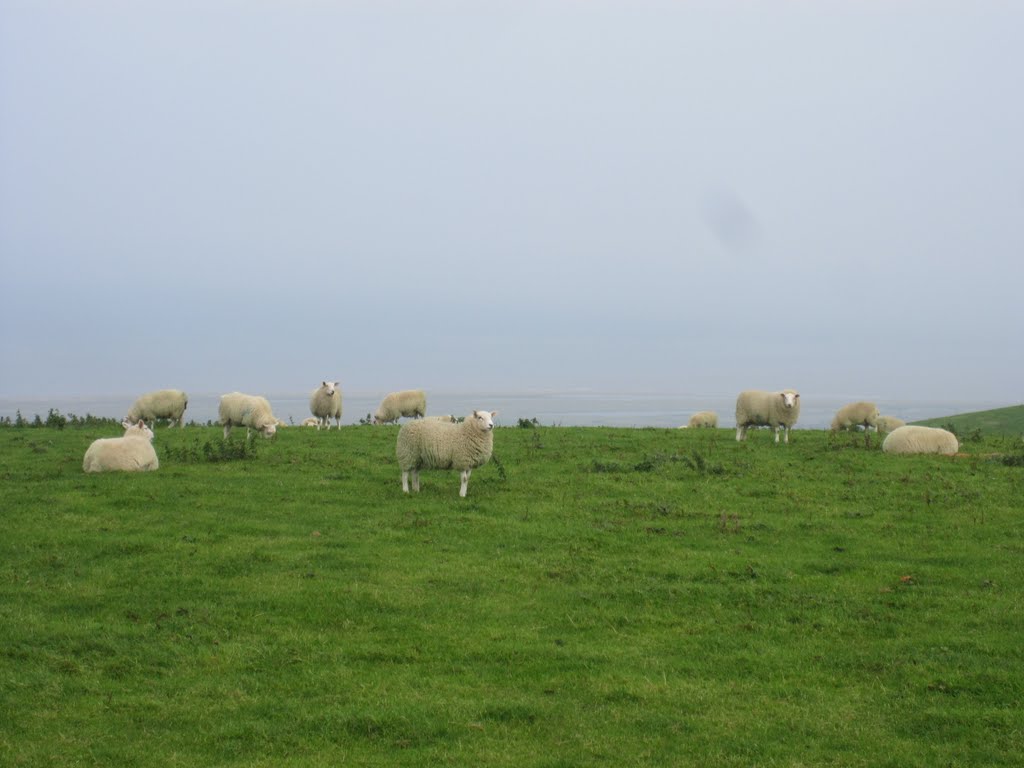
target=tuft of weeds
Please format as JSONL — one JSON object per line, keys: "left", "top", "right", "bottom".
{"left": 161, "top": 437, "right": 261, "bottom": 463}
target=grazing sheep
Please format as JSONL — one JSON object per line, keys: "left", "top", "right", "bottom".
{"left": 83, "top": 419, "right": 159, "bottom": 473}
{"left": 423, "top": 414, "right": 456, "bottom": 422}
{"left": 830, "top": 401, "right": 880, "bottom": 432}
{"left": 374, "top": 389, "right": 427, "bottom": 424}
{"left": 876, "top": 415, "right": 906, "bottom": 434}
{"left": 687, "top": 411, "right": 719, "bottom": 429}
{"left": 735, "top": 389, "right": 801, "bottom": 444}
{"left": 218, "top": 392, "right": 279, "bottom": 439}
{"left": 309, "top": 381, "right": 342, "bottom": 430}
{"left": 396, "top": 410, "right": 497, "bottom": 497}
{"left": 126, "top": 389, "right": 188, "bottom": 428}
{"left": 882, "top": 425, "right": 959, "bottom": 456}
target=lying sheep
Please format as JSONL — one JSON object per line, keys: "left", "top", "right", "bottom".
{"left": 301, "top": 417, "right": 321, "bottom": 427}
{"left": 374, "top": 389, "right": 427, "bottom": 424}
{"left": 423, "top": 414, "right": 456, "bottom": 423}
{"left": 875, "top": 415, "right": 906, "bottom": 434}
{"left": 830, "top": 401, "right": 880, "bottom": 432}
{"left": 882, "top": 425, "right": 959, "bottom": 456}
{"left": 396, "top": 409, "right": 497, "bottom": 497}
{"left": 83, "top": 419, "right": 159, "bottom": 472}
{"left": 687, "top": 411, "right": 719, "bottom": 429}
{"left": 219, "top": 392, "right": 279, "bottom": 439}
{"left": 126, "top": 389, "right": 188, "bottom": 428}
{"left": 309, "top": 381, "right": 342, "bottom": 430}
{"left": 735, "top": 389, "right": 801, "bottom": 444}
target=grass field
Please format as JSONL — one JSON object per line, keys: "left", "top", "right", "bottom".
{"left": 2, "top": 419, "right": 1023, "bottom": 766}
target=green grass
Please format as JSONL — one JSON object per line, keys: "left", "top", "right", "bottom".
{"left": 912, "top": 403, "right": 1024, "bottom": 437}
{"left": 2, "top": 423, "right": 1023, "bottom": 766}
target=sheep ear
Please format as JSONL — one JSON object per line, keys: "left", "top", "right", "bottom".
{"left": 491, "top": 411, "right": 498, "bottom": 418}
{"left": 137, "top": 419, "right": 145, "bottom": 428}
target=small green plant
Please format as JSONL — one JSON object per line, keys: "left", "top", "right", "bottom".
{"left": 517, "top": 417, "right": 540, "bottom": 429}
{"left": 161, "top": 437, "right": 261, "bottom": 463}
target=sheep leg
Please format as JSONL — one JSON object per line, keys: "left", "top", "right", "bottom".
{"left": 402, "top": 471, "right": 410, "bottom": 493}
{"left": 735, "top": 426, "right": 745, "bottom": 441}
{"left": 459, "top": 469, "right": 471, "bottom": 497}
{"left": 223, "top": 424, "right": 231, "bottom": 439}
{"left": 774, "top": 427, "right": 781, "bottom": 444}
{"left": 411, "top": 470, "right": 420, "bottom": 492}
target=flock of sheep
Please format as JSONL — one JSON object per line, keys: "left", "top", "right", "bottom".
{"left": 81, "top": 385, "right": 960, "bottom": 496}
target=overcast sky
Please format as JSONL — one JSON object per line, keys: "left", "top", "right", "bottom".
{"left": 1, "top": 0, "right": 1021, "bottom": 403}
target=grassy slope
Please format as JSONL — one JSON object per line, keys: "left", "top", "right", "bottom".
{"left": 1, "top": 424, "right": 1023, "bottom": 767}
{"left": 912, "top": 403, "right": 1024, "bottom": 436}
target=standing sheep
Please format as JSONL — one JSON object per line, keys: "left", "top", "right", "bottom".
{"left": 396, "top": 410, "right": 498, "bottom": 497}
{"left": 687, "top": 411, "right": 719, "bottom": 429}
{"left": 126, "top": 389, "right": 188, "bottom": 428}
{"left": 830, "top": 401, "right": 880, "bottom": 432}
{"left": 876, "top": 415, "right": 906, "bottom": 434}
{"left": 83, "top": 419, "right": 159, "bottom": 472}
{"left": 882, "top": 425, "right": 959, "bottom": 456}
{"left": 735, "top": 389, "right": 801, "bottom": 444}
{"left": 218, "top": 392, "right": 279, "bottom": 439}
{"left": 374, "top": 389, "right": 427, "bottom": 424}
{"left": 309, "top": 381, "right": 342, "bottom": 430}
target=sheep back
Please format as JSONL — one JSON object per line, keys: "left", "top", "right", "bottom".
{"left": 830, "top": 401, "right": 880, "bottom": 432}
{"left": 882, "top": 425, "right": 959, "bottom": 456}
{"left": 126, "top": 389, "right": 188, "bottom": 426}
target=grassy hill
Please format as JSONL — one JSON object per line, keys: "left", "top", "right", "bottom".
{"left": 2, "top": 422, "right": 1023, "bottom": 766}
{"left": 911, "top": 403, "right": 1024, "bottom": 437}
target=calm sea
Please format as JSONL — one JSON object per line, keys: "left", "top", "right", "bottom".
{"left": 0, "top": 391, "right": 1010, "bottom": 430}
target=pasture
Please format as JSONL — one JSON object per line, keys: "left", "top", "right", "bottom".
{"left": 2, "top": 421, "right": 1022, "bottom": 766}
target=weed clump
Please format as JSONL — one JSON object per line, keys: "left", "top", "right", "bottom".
{"left": 161, "top": 438, "right": 261, "bottom": 463}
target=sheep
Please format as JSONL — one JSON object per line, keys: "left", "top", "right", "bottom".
{"left": 126, "top": 389, "right": 188, "bottom": 428}
{"left": 218, "top": 392, "right": 279, "bottom": 439}
{"left": 687, "top": 411, "right": 719, "bottom": 429}
{"left": 309, "top": 381, "right": 342, "bottom": 430}
{"left": 830, "top": 401, "right": 880, "bottom": 432}
{"left": 374, "top": 389, "right": 427, "bottom": 424}
{"left": 882, "top": 425, "right": 959, "bottom": 456}
{"left": 423, "top": 414, "right": 456, "bottom": 423}
{"left": 735, "top": 389, "right": 801, "bottom": 444}
{"left": 876, "top": 415, "right": 906, "bottom": 434}
{"left": 396, "top": 409, "right": 498, "bottom": 497}
{"left": 301, "top": 417, "right": 321, "bottom": 427}
{"left": 83, "top": 419, "right": 159, "bottom": 472}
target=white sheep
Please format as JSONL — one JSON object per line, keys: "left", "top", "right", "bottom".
{"left": 301, "top": 417, "right": 321, "bottom": 427}
{"left": 687, "top": 411, "right": 719, "bottom": 429}
{"left": 830, "top": 401, "right": 880, "bottom": 432}
{"left": 882, "top": 425, "right": 959, "bottom": 456}
{"left": 83, "top": 419, "right": 159, "bottom": 473}
{"left": 218, "top": 392, "right": 279, "bottom": 439}
{"left": 875, "top": 415, "right": 906, "bottom": 434}
{"left": 126, "top": 389, "right": 188, "bottom": 428}
{"left": 735, "top": 389, "right": 801, "bottom": 444}
{"left": 396, "top": 409, "right": 497, "bottom": 497}
{"left": 309, "top": 381, "right": 342, "bottom": 430}
{"left": 374, "top": 389, "right": 427, "bottom": 424}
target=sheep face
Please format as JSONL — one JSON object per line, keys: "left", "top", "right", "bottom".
{"left": 123, "top": 419, "right": 155, "bottom": 441}
{"left": 258, "top": 422, "right": 277, "bottom": 438}
{"left": 780, "top": 392, "right": 799, "bottom": 409}
{"left": 321, "top": 381, "right": 339, "bottom": 396}
{"left": 471, "top": 410, "right": 497, "bottom": 431}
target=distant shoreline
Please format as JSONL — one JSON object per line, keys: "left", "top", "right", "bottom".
{"left": 0, "top": 392, "right": 1015, "bottom": 431}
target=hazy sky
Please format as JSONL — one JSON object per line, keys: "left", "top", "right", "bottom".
{"left": 2, "top": 1, "right": 1022, "bottom": 402}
